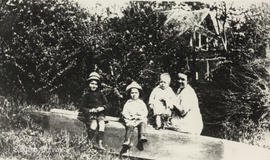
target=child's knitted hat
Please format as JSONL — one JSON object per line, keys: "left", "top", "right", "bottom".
{"left": 87, "top": 72, "right": 100, "bottom": 81}
{"left": 126, "top": 81, "right": 142, "bottom": 91}
{"left": 160, "top": 73, "right": 171, "bottom": 84}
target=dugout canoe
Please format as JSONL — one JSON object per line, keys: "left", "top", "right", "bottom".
{"left": 30, "top": 109, "right": 270, "bottom": 160}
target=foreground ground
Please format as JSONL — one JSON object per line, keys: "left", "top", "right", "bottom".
{"left": 0, "top": 126, "right": 130, "bottom": 160}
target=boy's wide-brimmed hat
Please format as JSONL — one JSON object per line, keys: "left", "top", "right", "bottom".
{"left": 126, "top": 81, "right": 142, "bottom": 91}
{"left": 87, "top": 72, "right": 100, "bottom": 81}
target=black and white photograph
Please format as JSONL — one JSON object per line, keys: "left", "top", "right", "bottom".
{"left": 0, "top": 0, "right": 270, "bottom": 159}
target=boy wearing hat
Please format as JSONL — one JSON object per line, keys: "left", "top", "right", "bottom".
{"left": 148, "top": 73, "right": 176, "bottom": 129}
{"left": 78, "top": 72, "right": 108, "bottom": 150}
{"left": 121, "top": 81, "right": 148, "bottom": 149}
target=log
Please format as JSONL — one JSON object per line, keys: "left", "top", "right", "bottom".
{"left": 30, "top": 109, "right": 270, "bottom": 160}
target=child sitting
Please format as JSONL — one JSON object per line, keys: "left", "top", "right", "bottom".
{"left": 78, "top": 72, "right": 108, "bottom": 150}
{"left": 148, "top": 73, "right": 176, "bottom": 129}
{"left": 121, "top": 81, "right": 148, "bottom": 149}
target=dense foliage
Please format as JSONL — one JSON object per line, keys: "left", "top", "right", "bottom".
{"left": 227, "top": 4, "right": 270, "bottom": 61}
{"left": 0, "top": 0, "right": 99, "bottom": 104}
{"left": 197, "top": 2, "right": 270, "bottom": 141}
{"left": 198, "top": 60, "right": 270, "bottom": 140}
{"left": 0, "top": 1, "right": 189, "bottom": 105}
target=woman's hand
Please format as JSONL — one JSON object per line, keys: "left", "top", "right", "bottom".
{"left": 168, "top": 105, "right": 174, "bottom": 109}
{"left": 180, "top": 109, "right": 191, "bottom": 117}
{"left": 89, "top": 107, "right": 104, "bottom": 113}
{"left": 133, "top": 115, "right": 142, "bottom": 120}
{"left": 89, "top": 108, "right": 97, "bottom": 113}
{"left": 96, "top": 106, "right": 104, "bottom": 112}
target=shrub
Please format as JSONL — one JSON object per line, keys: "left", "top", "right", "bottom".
{"left": 0, "top": 96, "right": 33, "bottom": 130}
{"left": 198, "top": 59, "right": 270, "bottom": 148}
{"left": 0, "top": 0, "right": 94, "bottom": 104}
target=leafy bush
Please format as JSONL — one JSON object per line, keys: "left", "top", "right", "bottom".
{"left": 0, "top": 0, "right": 95, "bottom": 104}
{"left": 0, "top": 1, "right": 189, "bottom": 109}
{"left": 226, "top": 3, "right": 270, "bottom": 62}
{"left": 94, "top": 2, "right": 191, "bottom": 116}
{"left": 198, "top": 59, "right": 270, "bottom": 148}
{"left": 0, "top": 96, "right": 33, "bottom": 130}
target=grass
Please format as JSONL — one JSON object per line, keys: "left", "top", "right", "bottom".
{"left": 0, "top": 126, "right": 128, "bottom": 160}
{"left": 220, "top": 118, "right": 270, "bottom": 149}
{"left": 240, "top": 131, "right": 270, "bottom": 149}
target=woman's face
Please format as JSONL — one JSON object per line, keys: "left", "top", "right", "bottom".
{"left": 177, "top": 77, "right": 187, "bottom": 89}
{"left": 130, "top": 88, "right": 140, "bottom": 100}
{"left": 89, "top": 80, "right": 98, "bottom": 91}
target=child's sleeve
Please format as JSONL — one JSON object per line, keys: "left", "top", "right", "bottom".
{"left": 122, "top": 101, "right": 132, "bottom": 120}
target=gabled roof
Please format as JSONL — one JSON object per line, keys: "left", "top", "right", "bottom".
{"left": 164, "top": 8, "right": 219, "bottom": 36}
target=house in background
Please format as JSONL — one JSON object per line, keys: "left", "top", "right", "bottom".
{"left": 165, "top": 8, "right": 219, "bottom": 51}
{"left": 164, "top": 8, "right": 225, "bottom": 81}
{"left": 266, "top": 40, "right": 270, "bottom": 58}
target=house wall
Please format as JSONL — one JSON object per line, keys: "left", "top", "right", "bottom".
{"left": 188, "top": 56, "right": 225, "bottom": 82}
{"left": 266, "top": 42, "right": 270, "bottom": 58}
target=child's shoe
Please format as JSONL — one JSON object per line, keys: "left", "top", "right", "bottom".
{"left": 140, "top": 135, "right": 148, "bottom": 143}
{"left": 122, "top": 139, "right": 133, "bottom": 148}
{"left": 155, "top": 115, "right": 162, "bottom": 129}
{"left": 123, "top": 140, "right": 130, "bottom": 146}
{"left": 121, "top": 141, "right": 132, "bottom": 154}
{"left": 97, "top": 140, "right": 106, "bottom": 151}
{"left": 155, "top": 126, "right": 161, "bottom": 130}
